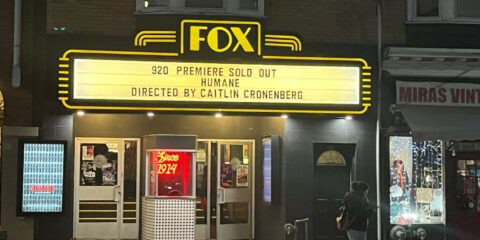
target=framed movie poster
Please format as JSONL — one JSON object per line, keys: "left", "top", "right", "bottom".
{"left": 221, "top": 164, "right": 233, "bottom": 187}
{"left": 82, "top": 145, "right": 94, "bottom": 160}
{"left": 236, "top": 165, "right": 249, "bottom": 187}
{"left": 17, "top": 139, "right": 67, "bottom": 216}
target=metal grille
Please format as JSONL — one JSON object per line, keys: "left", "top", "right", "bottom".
{"left": 142, "top": 198, "right": 195, "bottom": 240}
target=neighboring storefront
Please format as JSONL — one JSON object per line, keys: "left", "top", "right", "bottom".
{"left": 2, "top": 17, "right": 378, "bottom": 240}
{"left": 383, "top": 47, "right": 480, "bottom": 240}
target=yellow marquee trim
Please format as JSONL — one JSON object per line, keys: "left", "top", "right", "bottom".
{"left": 60, "top": 49, "right": 178, "bottom": 61}
{"left": 59, "top": 98, "right": 370, "bottom": 115}
{"left": 134, "top": 31, "right": 176, "bottom": 46}
{"left": 262, "top": 55, "right": 370, "bottom": 68}
{"left": 265, "top": 34, "right": 302, "bottom": 51}
{"left": 265, "top": 43, "right": 296, "bottom": 51}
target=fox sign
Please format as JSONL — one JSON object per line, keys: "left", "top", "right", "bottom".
{"left": 180, "top": 20, "right": 261, "bottom": 55}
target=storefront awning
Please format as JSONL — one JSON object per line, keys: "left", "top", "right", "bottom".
{"left": 383, "top": 47, "right": 480, "bottom": 78}
{"left": 398, "top": 105, "right": 480, "bottom": 141}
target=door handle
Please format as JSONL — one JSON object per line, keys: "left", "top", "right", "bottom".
{"left": 113, "top": 185, "right": 121, "bottom": 202}
{"left": 217, "top": 187, "right": 225, "bottom": 204}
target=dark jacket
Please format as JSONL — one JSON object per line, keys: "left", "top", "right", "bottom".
{"left": 343, "top": 191, "right": 375, "bottom": 231}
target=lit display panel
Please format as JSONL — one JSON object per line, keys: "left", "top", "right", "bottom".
{"left": 73, "top": 59, "right": 360, "bottom": 105}
{"left": 18, "top": 141, "right": 66, "bottom": 215}
{"left": 263, "top": 138, "right": 272, "bottom": 203}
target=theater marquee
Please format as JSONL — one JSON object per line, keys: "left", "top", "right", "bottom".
{"left": 58, "top": 19, "right": 372, "bottom": 114}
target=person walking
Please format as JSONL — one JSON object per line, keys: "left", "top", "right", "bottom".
{"left": 343, "top": 181, "right": 376, "bottom": 240}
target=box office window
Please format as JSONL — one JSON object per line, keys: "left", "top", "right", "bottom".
{"left": 389, "top": 136, "right": 444, "bottom": 225}
{"left": 146, "top": 150, "right": 193, "bottom": 197}
{"left": 137, "top": 0, "right": 263, "bottom": 16}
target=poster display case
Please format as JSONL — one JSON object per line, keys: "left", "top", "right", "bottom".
{"left": 17, "top": 139, "right": 67, "bottom": 216}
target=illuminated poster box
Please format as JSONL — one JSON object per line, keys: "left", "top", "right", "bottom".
{"left": 17, "top": 140, "right": 67, "bottom": 216}
{"left": 73, "top": 59, "right": 360, "bottom": 105}
{"left": 58, "top": 49, "right": 371, "bottom": 114}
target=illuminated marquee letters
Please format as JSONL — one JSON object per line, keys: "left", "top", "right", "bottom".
{"left": 189, "top": 26, "right": 254, "bottom": 53}
{"left": 180, "top": 20, "right": 261, "bottom": 55}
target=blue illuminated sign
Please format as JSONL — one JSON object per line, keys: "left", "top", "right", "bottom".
{"left": 263, "top": 138, "right": 272, "bottom": 203}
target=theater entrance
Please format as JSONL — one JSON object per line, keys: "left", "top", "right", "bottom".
{"left": 73, "top": 138, "right": 140, "bottom": 239}
{"left": 195, "top": 140, "right": 255, "bottom": 240}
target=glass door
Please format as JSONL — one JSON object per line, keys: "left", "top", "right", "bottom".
{"left": 195, "top": 141, "right": 210, "bottom": 239}
{"left": 195, "top": 140, "right": 254, "bottom": 240}
{"left": 74, "top": 138, "right": 139, "bottom": 239}
{"left": 216, "top": 141, "right": 253, "bottom": 240}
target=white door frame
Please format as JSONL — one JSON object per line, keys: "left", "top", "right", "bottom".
{"left": 73, "top": 137, "right": 140, "bottom": 240}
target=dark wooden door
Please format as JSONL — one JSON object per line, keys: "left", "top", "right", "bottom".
{"left": 313, "top": 143, "right": 355, "bottom": 240}
{"left": 314, "top": 166, "right": 350, "bottom": 240}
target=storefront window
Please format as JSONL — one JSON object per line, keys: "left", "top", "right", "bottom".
{"left": 389, "top": 136, "right": 444, "bottom": 225}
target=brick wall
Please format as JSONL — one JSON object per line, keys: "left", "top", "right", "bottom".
{"left": 266, "top": 0, "right": 405, "bottom": 45}
{"left": 47, "top": 0, "right": 136, "bottom": 36}
{"left": 45, "top": 0, "right": 405, "bottom": 44}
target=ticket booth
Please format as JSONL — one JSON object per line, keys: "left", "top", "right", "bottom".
{"left": 141, "top": 134, "right": 197, "bottom": 240}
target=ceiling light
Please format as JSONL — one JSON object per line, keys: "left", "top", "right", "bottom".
{"left": 215, "top": 112, "right": 223, "bottom": 118}
{"left": 76, "top": 110, "right": 85, "bottom": 116}
{"left": 281, "top": 114, "right": 288, "bottom": 119}
{"left": 147, "top": 112, "right": 155, "bottom": 117}
{"left": 345, "top": 116, "right": 353, "bottom": 120}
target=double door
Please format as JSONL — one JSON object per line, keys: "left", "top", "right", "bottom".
{"left": 74, "top": 138, "right": 140, "bottom": 239}
{"left": 195, "top": 140, "right": 255, "bottom": 240}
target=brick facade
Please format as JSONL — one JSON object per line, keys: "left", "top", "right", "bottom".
{"left": 267, "top": 0, "right": 405, "bottom": 44}
{"left": 45, "top": 0, "right": 406, "bottom": 44}
{"left": 47, "top": 0, "right": 136, "bottom": 36}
